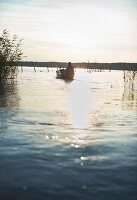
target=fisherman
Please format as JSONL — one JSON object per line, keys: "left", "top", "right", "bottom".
{"left": 66, "top": 62, "right": 74, "bottom": 80}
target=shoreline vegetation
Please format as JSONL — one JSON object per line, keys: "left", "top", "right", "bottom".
{"left": 0, "top": 30, "right": 23, "bottom": 80}
{"left": 18, "top": 61, "right": 137, "bottom": 71}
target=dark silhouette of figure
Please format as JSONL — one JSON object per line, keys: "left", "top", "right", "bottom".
{"left": 66, "top": 62, "right": 74, "bottom": 80}
{"left": 56, "top": 62, "right": 74, "bottom": 80}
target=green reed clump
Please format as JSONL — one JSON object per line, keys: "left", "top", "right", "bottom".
{"left": 0, "top": 29, "right": 23, "bottom": 79}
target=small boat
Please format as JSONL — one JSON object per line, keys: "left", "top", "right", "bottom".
{"left": 56, "top": 69, "right": 74, "bottom": 80}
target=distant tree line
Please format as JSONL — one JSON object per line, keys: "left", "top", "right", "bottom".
{"left": 18, "top": 61, "right": 137, "bottom": 71}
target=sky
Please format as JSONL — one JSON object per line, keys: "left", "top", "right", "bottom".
{"left": 0, "top": 0, "right": 137, "bottom": 62}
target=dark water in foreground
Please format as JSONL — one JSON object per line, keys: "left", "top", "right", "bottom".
{"left": 0, "top": 68, "right": 137, "bottom": 200}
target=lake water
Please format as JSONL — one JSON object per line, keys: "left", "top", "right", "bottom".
{"left": 0, "top": 68, "right": 137, "bottom": 200}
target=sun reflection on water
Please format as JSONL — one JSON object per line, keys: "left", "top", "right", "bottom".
{"left": 68, "top": 80, "right": 94, "bottom": 129}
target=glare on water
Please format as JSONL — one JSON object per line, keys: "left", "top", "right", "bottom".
{"left": 68, "top": 80, "right": 94, "bottom": 129}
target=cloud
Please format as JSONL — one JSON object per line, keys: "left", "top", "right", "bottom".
{"left": 0, "top": 0, "right": 137, "bottom": 62}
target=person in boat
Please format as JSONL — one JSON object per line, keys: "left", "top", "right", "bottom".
{"left": 65, "top": 62, "right": 74, "bottom": 80}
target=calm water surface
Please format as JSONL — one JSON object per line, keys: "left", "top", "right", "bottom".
{"left": 0, "top": 68, "right": 137, "bottom": 200}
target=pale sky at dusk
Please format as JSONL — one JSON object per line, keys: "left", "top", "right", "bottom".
{"left": 0, "top": 0, "right": 137, "bottom": 62}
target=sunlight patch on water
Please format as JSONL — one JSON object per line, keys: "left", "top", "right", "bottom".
{"left": 80, "top": 155, "right": 108, "bottom": 161}
{"left": 68, "top": 80, "right": 96, "bottom": 129}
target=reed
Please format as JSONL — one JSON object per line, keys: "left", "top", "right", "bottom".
{"left": 0, "top": 29, "right": 23, "bottom": 80}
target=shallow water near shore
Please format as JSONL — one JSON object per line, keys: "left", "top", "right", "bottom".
{"left": 0, "top": 68, "right": 137, "bottom": 200}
